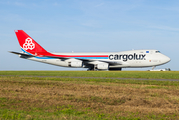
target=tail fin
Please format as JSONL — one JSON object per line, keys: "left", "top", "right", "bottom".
{"left": 15, "top": 30, "right": 48, "bottom": 56}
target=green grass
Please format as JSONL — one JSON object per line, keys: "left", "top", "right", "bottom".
{"left": 0, "top": 71, "right": 179, "bottom": 79}
{"left": 1, "top": 75, "right": 179, "bottom": 87}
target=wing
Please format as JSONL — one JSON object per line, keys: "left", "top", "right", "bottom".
{"left": 43, "top": 55, "right": 122, "bottom": 65}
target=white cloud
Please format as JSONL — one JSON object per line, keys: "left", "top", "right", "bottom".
{"left": 14, "top": 1, "right": 25, "bottom": 7}
{"left": 95, "top": 3, "right": 104, "bottom": 7}
{"left": 149, "top": 26, "right": 179, "bottom": 31}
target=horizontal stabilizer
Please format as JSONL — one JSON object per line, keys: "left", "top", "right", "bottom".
{"left": 9, "top": 51, "right": 35, "bottom": 57}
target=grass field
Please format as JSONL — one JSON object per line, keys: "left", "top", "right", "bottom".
{"left": 0, "top": 71, "right": 179, "bottom": 119}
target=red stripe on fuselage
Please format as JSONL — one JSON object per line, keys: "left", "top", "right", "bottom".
{"left": 58, "top": 55, "right": 108, "bottom": 57}
{"left": 49, "top": 54, "right": 108, "bottom": 58}
{"left": 35, "top": 52, "right": 108, "bottom": 58}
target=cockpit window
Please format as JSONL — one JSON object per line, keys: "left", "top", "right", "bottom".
{"left": 155, "top": 51, "right": 160, "bottom": 53}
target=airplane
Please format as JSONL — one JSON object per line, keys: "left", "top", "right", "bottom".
{"left": 10, "top": 30, "right": 171, "bottom": 71}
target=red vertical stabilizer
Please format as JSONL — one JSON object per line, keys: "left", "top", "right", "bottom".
{"left": 15, "top": 30, "right": 49, "bottom": 56}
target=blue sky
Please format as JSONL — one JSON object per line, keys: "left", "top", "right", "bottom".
{"left": 0, "top": 0, "right": 179, "bottom": 70}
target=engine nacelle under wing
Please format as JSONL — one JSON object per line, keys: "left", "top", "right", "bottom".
{"left": 97, "top": 63, "right": 109, "bottom": 70}
{"left": 68, "top": 61, "right": 83, "bottom": 67}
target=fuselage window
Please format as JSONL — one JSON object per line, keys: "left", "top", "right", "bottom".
{"left": 155, "top": 51, "right": 160, "bottom": 53}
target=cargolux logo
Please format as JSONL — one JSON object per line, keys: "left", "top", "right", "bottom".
{"left": 109, "top": 53, "right": 146, "bottom": 61}
{"left": 23, "top": 37, "right": 35, "bottom": 50}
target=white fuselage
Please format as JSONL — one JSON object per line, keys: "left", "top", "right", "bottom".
{"left": 22, "top": 49, "right": 170, "bottom": 69}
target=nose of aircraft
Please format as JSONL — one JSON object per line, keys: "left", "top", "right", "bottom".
{"left": 163, "top": 55, "right": 171, "bottom": 63}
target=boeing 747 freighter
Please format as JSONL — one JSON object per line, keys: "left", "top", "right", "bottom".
{"left": 10, "top": 30, "right": 170, "bottom": 71}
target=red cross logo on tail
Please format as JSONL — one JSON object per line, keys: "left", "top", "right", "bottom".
{"left": 23, "top": 37, "right": 35, "bottom": 50}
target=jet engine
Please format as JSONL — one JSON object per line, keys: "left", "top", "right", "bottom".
{"left": 96, "top": 63, "right": 109, "bottom": 70}
{"left": 68, "top": 61, "right": 83, "bottom": 67}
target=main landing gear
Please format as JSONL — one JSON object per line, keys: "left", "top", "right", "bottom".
{"left": 87, "top": 66, "right": 98, "bottom": 71}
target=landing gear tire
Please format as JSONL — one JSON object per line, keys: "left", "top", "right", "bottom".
{"left": 108, "top": 68, "right": 122, "bottom": 71}
{"left": 87, "top": 66, "right": 95, "bottom": 71}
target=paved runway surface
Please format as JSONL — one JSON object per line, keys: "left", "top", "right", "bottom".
{"left": 1, "top": 75, "right": 179, "bottom": 81}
